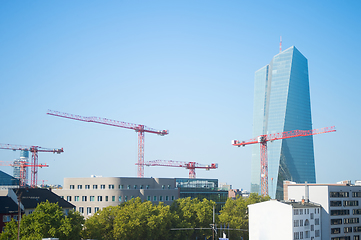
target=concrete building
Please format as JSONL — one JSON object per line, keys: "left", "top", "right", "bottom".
{"left": 285, "top": 181, "right": 361, "bottom": 240}
{"left": 251, "top": 46, "right": 315, "bottom": 199}
{"left": 249, "top": 199, "right": 321, "bottom": 240}
{"left": 53, "top": 176, "right": 180, "bottom": 217}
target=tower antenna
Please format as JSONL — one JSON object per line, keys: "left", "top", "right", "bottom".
{"left": 279, "top": 36, "right": 282, "bottom": 53}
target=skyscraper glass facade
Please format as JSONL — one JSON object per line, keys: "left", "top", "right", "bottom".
{"left": 251, "top": 46, "right": 315, "bottom": 199}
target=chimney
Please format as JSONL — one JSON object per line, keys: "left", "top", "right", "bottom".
{"left": 305, "top": 181, "right": 309, "bottom": 202}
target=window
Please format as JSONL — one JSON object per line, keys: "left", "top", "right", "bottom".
{"left": 344, "top": 200, "right": 359, "bottom": 206}
{"left": 311, "top": 213, "right": 314, "bottom": 219}
{"left": 118, "top": 196, "right": 122, "bottom": 202}
{"left": 70, "top": 185, "right": 75, "bottom": 189}
{"left": 307, "top": 209, "right": 309, "bottom": 214}
{"left": 85, "top": 185, "right": 90, "bottom": 189}
{"left": 305, "top": 231, "right": 310, "bottom": 238}
{"left": 79, "top": 207, "right": 84, "bottom": 214}
{"left": 90, "top": 196, "right": 95, "bottom": 201}
{"left": 159, "top": 196, "right": 163, "bottom": 201}
{"left": 168, "top": 185, "right": 171, "bottom": 189}
{"left": 109, "top": 184, "right": 114, "bottom": 189}
{"left": 93, "top": 185, "right": 98, "bottom": 189}
{"left": 105, "top": 196, "right": 108, "bottom": 201}
{"left": 98, "top": 196, "right": 102, "bottom": 201}
{"left": 331, "top": 219, "right": 342, "bottom": 225}
{"left": 315, "top": 230, "right": 320, "bottom": 237}
{"left": 87, "top": 207, "right": 91, "bottom": 215}
{"left": 315, "top": 218, "right": 320, "bottom": 225}
{"left": 331, "top": 237, "right": 351, "bottom": 240}
{"left": 125, "top": 196, "right": 128, "bottom": 202}
{"left": 82, "top": 196, "right": 87, "bottom": 201}
{"left": 354, "top": 235, "right": 360, "bottom": 240}
{"left": 127, "top": 185, "right": 131, "bottom": 189}
{"left": 304, "top": 219, "right": 310, "bottom": 226}
{"left": 344, "top": 227, "right": 353, "bottom": 233}
{"left": 344, "top": 218, "right": 359, "bottom": 224}
{"left": 3, "top": 215, "right": 11, "bottom": 222}
{"left": 294, "top": 232, "right": 299, "bottom": 239}
{"left": 300, "top": 219, "right": 303, "bottom": 226}
{"left": 162, "top": 185, "right": 165, "bottom": 189}
{"left": 171, "top": 196, "right": 175, "bottom": 200}
{"left": 354, "top": 209, "right": 361, "bottom": 215}
{"left": 77, "top": 185, "right": 82, "bottom": 189}
{"left": 330, "top": 192, "right": 349, "bottom": 198}
{"left": 147, "top": 196, "right": 151, "bottom": 201}
{"left": 300, "top": 209, "right": 303, "bottom": 215}
{"left": 140, "top": 185, "right": 143, "bottom": 189}
{"left": 166, "top": 196, "right": 169, "bottom": 201}
{"left": 112, "top": 196, "right": 115, "bottom": 201}
{"left": 146, "top": 185, "right": 150, "bottom": 189}
{"left": 353, "top": 192, "right": 361, "bottom": 197}
{"left": 153, "top": 196, "right": 157, "bottom": 201}
{"left": 67, "top": 196, "right": 72, "bottom": 201}
{"left": 13, "top": 216, "right": 18, "bottom": 221}
{"left": 74, "top": 196, "right": 79, "bottom": 202}
{"left": 131, "top": 196, "right": 134, "bottom": 199}
{"left": 300, "top": 231, "right": 303, "bottom": 239}
{"left": 311, "top": 225, "right": 314, "bottom": 231}
{"left": 294, "top": 209, "right": 299, "bottom": 215}
{"left": 331, "top": 201, "right": 342, "bottom": 206}
{"left": 354, "top": 227, "right": 361, "bottom": 232}
{"left": 134, "top": 185, "right": 137, "bottom": 189}
{"left": 95, "top": 207, "right": 99, "bottom": 213}
{"left": 294, "top": 220, "right": 299, "bottom": 227}
{"left": 331, "top": 228, "right": 341, "bottom": 234}
{"left": 119, "top": 185, "right": 123, "bottom": 189}
{"left": 331, "top": 209, "right": 350, "bottom": 216}
{"left": 100, "top": 185, "right": 105, "bottom": 189}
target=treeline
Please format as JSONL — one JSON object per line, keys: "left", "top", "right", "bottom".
{"left": 1, "top": 193, "right": 269, "bottom": 240}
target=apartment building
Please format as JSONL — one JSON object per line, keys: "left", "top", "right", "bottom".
{"left": 285, "top": 181, "right": 361, "bottom": 240}
{"left": 53, "top": 176, "right": 180, "bottom": 217}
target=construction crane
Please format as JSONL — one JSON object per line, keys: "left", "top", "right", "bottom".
{"left": 0, "top": 161, "right": 49, "bottom": 187}
{"left": 47, "top": 110, "right": 169, "bottom": 178}
{"left": 232, "top": 126, "right": 336, "bottom": 196}
{"left": 138, "top": 160, "right": 218, "bottom": 178}
{"left": 0, "top": 144, "right": 63, "bottom": 188}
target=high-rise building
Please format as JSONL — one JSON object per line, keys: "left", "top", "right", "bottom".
{"left": 251, "top": 46, "right": 315, "bottom": 199}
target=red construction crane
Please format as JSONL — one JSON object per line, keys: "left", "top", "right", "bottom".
{"left": 0, "top": 144, "right": 63, "bottom": 188}
{"left": 138, "top": 160, "right": 218, "bottom": 178}
{"left": 47, "top": 110, "right": 169, "bottom": 178}
{"left": 232, "top": 126, "right": 336, "bottom": 196}
{"left": 0, "top": 161, "right": 49, "bottom": 187}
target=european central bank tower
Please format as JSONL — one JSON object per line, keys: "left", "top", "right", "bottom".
{"left": 251, "top": 46, "right": 315, "bottom": 200}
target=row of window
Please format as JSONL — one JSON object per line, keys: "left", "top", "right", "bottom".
{"left": 2, "top": 215, "right": 18, "bottom": 222}
{"left": 294, "top": 219, "right": 320, "bottom": 227}
{"left": 330, "top": 192, "right": 361, "bottom": 198}
{"left": 331, "top": 236, "right": 360, "bottom": 240}
{"left": 331, "top": 218, "right": 360, "bottom": 225}
{"left": 331, "top": 226, "right": 361, "bottom": 234}
{"left": 294, "top": 230, "right": 319, "bottom": 239}
{"left": 69, "top": 184, "right": 173, "bottom": 190}
{"left": 293, "top": 208, "right": 320, "bottom": 215}
{"left": 65, "top": 195, "right": 175, "bottom": 202}
{"left": 78, "top": 206, "right": 100, "bottom": 215}
{"left": 331, "top": 209, "right": 361, "bottom": 216}
{"left": 331, "top": 201, "right": 359, "bottom": 207}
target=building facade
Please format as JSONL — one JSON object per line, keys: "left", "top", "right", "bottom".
{"left": 53, "top": 176, "right": 180, "bottom": 217}
{"left": 248, "top": 199, "right": 321, "bottom": 240}
{"left": 285, "top": 181, "right": 361, "bottom": 240}
{"left": 251, "top": 46, "right": 315, "bottom": 199}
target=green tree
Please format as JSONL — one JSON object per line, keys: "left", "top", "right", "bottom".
{"left": 218, "top": 193, "right": 270, "bottom": 240}
{"left": 0, "top": 200, "right": 84, "bottom": 240}
{"left": 171, "top": 197, "right": 216, "bottom": 240}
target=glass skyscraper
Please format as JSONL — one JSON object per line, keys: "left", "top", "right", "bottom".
{"left": 251, "top": 46, "right": 315, "bottom": 199}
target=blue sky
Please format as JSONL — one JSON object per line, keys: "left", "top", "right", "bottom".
{"left": 0, "top": 1, "right": 360, "bottom": 190}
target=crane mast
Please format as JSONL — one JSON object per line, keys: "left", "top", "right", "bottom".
{"left": 47, "top": 110, "right": 169, "bottom": 177}
{"left": 232, "top": 126, "right": 336, "bottom": 196}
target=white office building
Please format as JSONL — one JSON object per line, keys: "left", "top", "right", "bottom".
{"left": 249, "top": 199, "right": 321, "bottom": 240}
{"left": 53, "top": 176, "right": 180, "bottom": 217}
{"left": 285, "top": 181, "right": 361, "bottom": 240}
